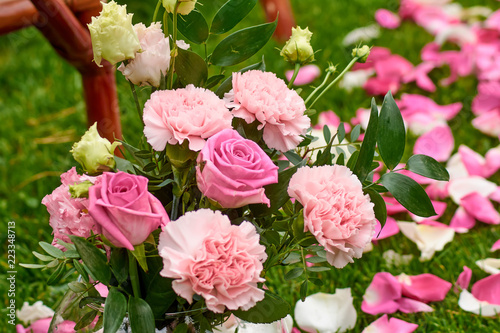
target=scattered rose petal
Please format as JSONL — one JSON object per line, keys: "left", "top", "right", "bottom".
{"left": 295, "top": 289, "right": 357, "bottom": 333}
{"left": 492, "top": 240, "right": 500, "bottom": 252}
{"left": 362, "top": 273, "right": 403, "bottom": 315}
{"left": 460, "top": 192, "right": 500, "bottom": 225}
{"left": 476, "top": 258, "right": 500, "bottom": 275}
{"left": 375, "top": 9, "right": 401, "bottom": 29}
{"left": 449, "top": 207, "right": 476, "bottom": 233}
{"left": 383, "top": 250, "right": 413, "bottom": 268}
{"left": 410, "top": 200, "right": 447, "bottom": 223}
{"left": 458, "top": 290, "right": 500, "bottom": 317}
{"left": 459, "top": 274, "right": 500, "bottom": 316}
{"left": 362, "top": 314, "right": 418, "bottom": 333}
{"left": 413, "top": 125, "right": 454, "bottom": 162}
{"left": 373, "top": 217, "right": 400, "bottom": 241}
{"left": 398, "top": 273, "right": 451, "bottom": 303}
{"left": 215, "top": 314, "right": 293, "bottom": 333}
{"left": 397, "top": 221, "right": 455, "bottom": 261}
{"left": 456, "top": 266, "right": 472, "bottom": 292}
{"left": 286, "top": 64, "right": 321, "bottom": 86}
{"left": 396, "top": 297, "right": 434, "bottom": 313}
{"left": 448, "top": 176, "right": 497, "bottom": 204}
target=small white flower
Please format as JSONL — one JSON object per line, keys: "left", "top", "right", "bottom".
{"left": 17, "top": 301, "right": 54, "bottom": 325}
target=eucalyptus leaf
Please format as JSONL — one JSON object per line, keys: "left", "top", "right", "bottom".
{"left": 354, "top": 98, "right": 379, "bottom": 181}
{"left": 284, "top": 267, "right": 304, "bottom": 280}
{"left": 47, "top": 262, "right": 66, "bottom": 285}
{"left": 322, "top": 125, "right": 331, "bottom": 143}
{"left": 350, "top": 124, "right": 361, "bottom": 142}
{"left": 211, "top": 0, "right": 258, "bottom": 34}
{"left": 74, "top": 309, "right": 99, "bottom": 330}
{"left": 377, "top": 91, "right": 405, "bottom": 170}
{"left": 211, "top": 20, "right": 277, "bottom": 66}
{"left": 406, "top": 154, "right": 449, "bottom": 181}
{"left": 337, "top": 123, "right": 345, "bottom": 143}
{"left": 175, "top": 47, "right": 208, "bottom": 87}
{"left": 32, "top": 251, "right": 54, "bottom": 262}
{"left": 39, "top": 241, "right": 64, "bottom": 259}
{"left": 73, "top": 259, "right": 89, "bottom": 283}
{"left": 380, "top": 172, "right": 436, "bottom": 217}
{"left": 128, "top": 297, "right": 155, "bottom": 333}
{"left": 104, "top": 287, "right": 127, "bottom": 333}
{"left": 233, "top": 290, "right": 291, "bottom": 323}
{"left": 300, "top": 280, "right": 308, "bottom": 301}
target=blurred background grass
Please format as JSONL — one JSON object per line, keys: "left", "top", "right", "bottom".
{"left": 1, "top": 0, "right": 499, "bottom": 331}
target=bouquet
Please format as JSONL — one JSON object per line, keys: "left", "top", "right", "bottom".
{"left": 21, "top": 0, "right": 450, "bottom": 332}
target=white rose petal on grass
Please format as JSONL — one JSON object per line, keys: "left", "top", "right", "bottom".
{"left": 383, "top": 250, "right": 414, "bottom": 268}
{"left": 295, "top": 289, "right": 357, "bottom": 333}
{"left": 458, "top": 290, "right": 500, "bottom": 317}
{"left": 397, "top": 222, "right": 455, "bottom": 261}
{"left": 476, "top": 258, "right": 500, "bottom": 275}
{"left": 215, "top": 315, "right": 293, "bottom": 333}
{"left": 448, "top": 176, "right": 497, "bottom": 204}
{"left": 17, "top": 301, "right": 54, "bottom": 325}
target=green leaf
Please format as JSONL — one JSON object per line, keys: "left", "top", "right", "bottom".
{"left": 211, "top": 0, "right": 258, "bottom": 34}
{"left": 110, "top": 248, "right": 129, "bottom": 284}
{"left": 306, "top": 266, "right": 330, "bottom": 272}
{"left": 380, "top": 172, "right": 436, "bottom": 217}
{"left": 70, "top": 236, "right": 111, "bottom": 285}
{"left": 114, "top": 156, "right": 135, "bottom": 173}
{"left": 19, "top": 263, "right": 46, "bottom": 269}
{"left": 134, "top": 150, "right": 152, "bottom": 159}
{"left": 104, "top": 287, "right": 127, "bottom": 333}
{"left": 39, "top": 241, "right": 64, "bottom": 259}
{"left": 377, "top": 91, "right": 405, "bottom": 170}
{"left": 308, "top": 278, "right": 323, "bottom": 286}
{"left": 346, "top": 150, "right": 360, "bottom": 171}
{"left": 174, "top": 47, "right": 208, "bottom": 87}
{"left": 249, "top": 159, "right": 306, "bottom": 217}
{"left": 74, "top": 309, "right": 99, "bottom": 330}
{"left": 128, "top": 297, "right": 155, "bottom": 333}
{"left": 322, "top": 125, "right": 331, "bottom": 143}
{"left": 350, "top": 124, "right": 361, "bottom": 142}
{"left": 337, "top": 123, "right": 345, "bottom": 143}
{"left": 173, "top": 323, "right": 189, "bottom": 333}
{"left": 364, "top": 187, "right": 387, "bottom": 226}
{"left": 353, "top": 98, "right": 378, "bottom": 182}
{"left": 299, "top": 280, "right": 308, "bottom": 301}
{"left": 176, "top": 10, "right": 209, "bottom": 44}
{"left": 47, "top": 262, "right": 66, "bottom": 285}
{"left": 131, "top": 244, "right": 148, "bottom": 273}
{"left": 73, "top": 259, "right": 89, "bottom": 283}
{"left": 32, "top": 251, "right": 54, "bottom": 262}
{"left": 233, "top": 290, "right": 291, "bottom": 324}
{"left": 215, "top": 58, "right": 265, "bottom": 97}
{"left": 305, "top": 256, "right": 327, "bottom": 264}
{"left": 204, "top": 74, "right": 226, "bottom": 89}
{"left": 142, "top": 256, "right": 177, "bottom": 319}
{"left": 211, "top": 20, "right": 277, "bottom": 66}
{"left": 68, "top": 281, "right": 88, "bottom": 293}
{"left": 283, "top": 151, "right": 303, "bottom": 165}
{"left": 406, "top": 154, "right": 449, "bottom": 181}
{"left": 284, "top": 267, "right": 304, "bottom": 280}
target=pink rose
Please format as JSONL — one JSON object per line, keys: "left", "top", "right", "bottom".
{"left": 143, "top": 85, "right": 233, "bottom": 152}
{"left": 288, "top": 165, "right": 376, "bottom": 268}
{"left": 196, "top": 129, "right": 278, "bottom": 208}
{"left": 16, "top": 318, "right": 75, "bottom": 333}
{"left": 88, "top": 172, "right": 169, "bottom": 250}
{"left": 158, "top": 209, "right": 267, "bottom": 313}
{"left": 42, "top": 167, "right": 98, "bottom": 249}
{"left": 225, "top": 70, "right": 310, "bottom": 152}
{"left": 118, "top": 22, "right": 170, "bottom": 87}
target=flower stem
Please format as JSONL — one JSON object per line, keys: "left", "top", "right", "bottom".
{"left": 287, "top": 63, "right": 301, "bottom": 89}
{"left": 152, "top": 0, "right": 162, "bottom": 23}
{"left": 129, "top": 81, "right": 143, "bottom": 123}
{"left": 304, "top": 71, "right": 331, "bottom": 106}
{"left": 168, "top": 2, "right": 180, "bottom": 89}
{"left": 308, "top": 57, "right": 360, "bottom": 109}
{"left": 128, "top": 250, "right": 141, "bottom": 298}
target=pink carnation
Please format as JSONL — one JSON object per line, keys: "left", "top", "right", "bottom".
{"left": 225, "top": 70, "right": 310, "bottom": 152}
{"left": 158, "top": 209, "right": 267, "bottom": 313}
{"left": 41, "top": 167, "right": 98, "bottom": 249}
{"left": 288, "top": 165, "right": 376, "bottom": 268}
{"left": 143, "top": 85, "right": 233, "bottom": 151}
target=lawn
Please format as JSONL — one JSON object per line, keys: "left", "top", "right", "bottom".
{"left": 1, "top": 0, "right": 499, "bottom": 332}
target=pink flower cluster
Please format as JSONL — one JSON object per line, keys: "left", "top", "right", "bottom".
{"left": 42, "top": 167, "right": 98, "bottom": 249}
{"left": 158, "top": 209, "right": 267, "bottom": 313}
{"left": 288, "top": 165, "right": 376, "bottom": 268}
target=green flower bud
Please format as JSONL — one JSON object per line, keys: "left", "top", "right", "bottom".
{"left": 70, "top": 123, "right": 121, "bottom": 175}
{"left": 352, "top": 45, "right": 371, "bottom": 63}
{"left": 69, "top": 180, "right": 93, "bottom": 198}
{"left": 166, "top": 140, "right": 198, "bottom": 170}
{"left": 87, "top": 1, "right": 141, "bottom": 67}
{"left": 163, "top": 0, "right": 197, "bottom": 15}
{"left": 280, "top": 26, "right": 315, "bottom": 65}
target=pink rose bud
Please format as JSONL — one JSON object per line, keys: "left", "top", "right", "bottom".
{"left": 88, "top": 172, "right": 170, "bottom": 250}
{"left": 196, "top": 129, "right": 278, "bottom": 208}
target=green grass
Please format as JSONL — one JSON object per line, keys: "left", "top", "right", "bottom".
{"left": 1, "top": 0, "right": 499, "bottom": 331}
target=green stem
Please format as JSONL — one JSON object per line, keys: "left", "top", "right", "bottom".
{"left": 163, "top": 10, "right": 169, "bottom": 36}
{"left": 128, "top": 250, "right": 141, "bottom": 298}
{"left": 168, "top": 2, "right": 180, "bottom": 89}
{"left": 171, "top": 194, "right": 180, "bottom": 220}
{"left": 304, "top": 71, "right": 331, "bottom": 106}
{"left": 287, "top": 63, "right": 301, "bottom": 88}
{"left": 152, "top": 0, "right": 162, "bottom": 23}
{"left": 129, "top": 81, "right": 143, "bottom": 123}
{"left": 308, "top": 57, "right": 359, "bottom": 109}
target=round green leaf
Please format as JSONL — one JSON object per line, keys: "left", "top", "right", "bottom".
{"left": 377, "top": 91, "right": 405, "bottom": 170}
{"left": 380, "top": 172, "right": 436, "bottom": 217}
{"left": 176, "top": 10, "right": 209, "bottom": 44}
{"left": 211, "top": 20, "right": 277, "bottom": 67}
{"left": 174, "top": 48, "right": 208, "bottom": 87}
{"left": 406, "top": 154, "right": 450, "bottom": 181}
{"left": 211, "top": 0, "right": 258, "bottom": 34}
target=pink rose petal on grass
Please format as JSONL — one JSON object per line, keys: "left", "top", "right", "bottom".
{"left": 413, "top": 125, "right": 454, "bottom": 162}
{"left": 403, "top": 62, "right": 436, "bottom": 92}
{"left": 472, "top": 111, "right": 500, "bottom": 138}
{"left": 456, "top": 266, "right": 472, "bottom": 292}
{"left": 410, "top": 200, "right": 447, "bottom": 222}
{"left": 449, "top": 207, "right": 476, "bottom": 233}
{"left": 384, "top": 196, "right": 407, "bottom": 215}
{"left": 459, "top": 274, "right": 500, "bottom": 316}
{"left": 396, "top": 297, "right": 434, "bottom": 313}
{"left": 373, "top": 217, "right": 400, "bottom": 241}
{"left": 398, "top": 273, "right": 451, "bottom": 303}
{"left": 362, "top": 272, "right": 402, "bottom": 315}
{"left": 285, "top": 64, "right": 321, "bottom": 86}
{"left": 492, "top": 240, "right": 500, "bottom": 252}
{"left": 460, "top": 192, "right": 500, "bottom": 225}
{"left": 362, "top": 314, "right": 418, "bottom": 333}
{"left": 375, "top": 9, "right": 401, "bottom": 29}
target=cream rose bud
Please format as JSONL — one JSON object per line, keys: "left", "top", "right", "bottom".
{"left": 88, "top": 0, "right": 141, "bottom": 66}
{"left": 70, "top": 123, "right": 121, "bottom": 175}
{"left": 280, "top": 26, "right": 315, "bottom": 64}
{"left": 163, "top": 0, "right": 197, "bottom": 15}
{"left": 352, "top": 45, "right": 371, "bottom": 63}
{"left": 118, "top": 22, "right": 170, "bottom": 87}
